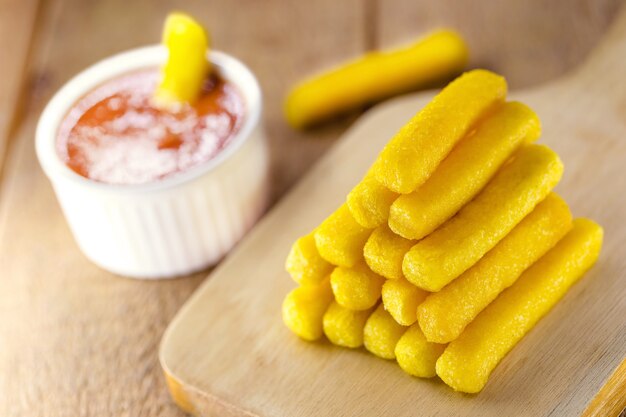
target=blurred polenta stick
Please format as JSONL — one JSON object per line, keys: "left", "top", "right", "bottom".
{"left": 285, "top": 30, "right": 468, "bottom": 129}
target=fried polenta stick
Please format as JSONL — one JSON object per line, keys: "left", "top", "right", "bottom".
{"left": 155, "top": 13, "right": 210, "bottom": 107}
{"left": 285, "top": 233, "right": 333, "bottom": 286}
{"left": 395, "top": 324, "right": 447, "bottom": 378}
{"left": 347, "top": 170, "right": 398, "bottom": 229}
{"left": 403, "top": 144, "right": 563, "bottom": 292}
{"left": 373, "top": 69, "right": 507, "bottom": 193}
{"left": 382, "top": 278, "right": 429, "bottom": 326}
{"left": 285, "top": 30, "right": 468, "bottom": 129}
{"left": 314, "top": 204, "right": 371, "bottom": 267}
{"left": 363, "top": 304, "right": 407, "bottom": 359}
{"left": 389, "top": 101, "right": 540, "bottom": 240}
{"left": 436, "top": 219, "right": 603, "bottom": 393}
{"left": 323, "top": 301, "right": 376, "bottom": 348}
{"left": 282, "top": 277, "right": 333, "bottom": 341}
{"left": 418, "top": 193, "right": 572, "bottom": 343}
{"left": 330, "top": 262, "right": 385, "bottom": 311}
{"left": 364, "top": 224, "right": 414, "bottom": 280}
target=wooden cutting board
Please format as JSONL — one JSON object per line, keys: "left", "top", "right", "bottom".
{"left": 160, "top": 8, "right": 626, "bottom": 417}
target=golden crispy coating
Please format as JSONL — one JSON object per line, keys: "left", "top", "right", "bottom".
{"left": 282, "top": 278, "right": 333, "bottom": 341}
{"left": 395, "top": 324, "right": 447, "bottom": 378}
{"left": 330, "top": 262, "right": 385, "bottom": 311}
{"left": 363, "top": 304, "right": 408, "bottom": 359}
{"left": 389, "top": 101, "right": 540, "bottom": 240}
{"left": 373, "top": 69, "right": 507, "bottom": 193}
{"left": 314, "top": 204, "right": 372, "bottom": 267}
{"left": 285, "top": 30, "right": 468, "bottom": 129}
{"left": 418, "top": 193, "right": 572, "bottom": 343}
{"left": 403, "top": 144, "right": 563, "bottom": 292}
{"left": 347, "top": 169, "right": 398, "bottom": 229}
{"left": 364, "top": 224, "right": 414, "bottom": 280}
{"left": 285, "top": 233, "right": 333, "bottom": 286}
{"left": 436, "top": 219, "right": 603, "bottom": 393}
{"left": 323, "top": 301, "right": 376, "bottom": 348}
{"left": 382, "top": 278, "right": 429, "bottom": 326}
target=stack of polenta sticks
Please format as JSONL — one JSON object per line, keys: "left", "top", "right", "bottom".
{"left": 282, "top": 70, "right": 603, "bottom": 393}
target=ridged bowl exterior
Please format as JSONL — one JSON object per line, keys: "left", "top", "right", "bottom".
{"left": 52, "top": 126, "right": 268, "bottom": 278}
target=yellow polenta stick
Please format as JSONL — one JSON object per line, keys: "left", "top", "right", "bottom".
{"left": 323, "top": 301, "right": 376, "bottom": 348}
{"left": 403, "top": 144, "right": 563, "bottom": 292}
{"left": 395, "top": 324, "right": 447, "bottom": 378}
{"left": 389, "top": 101, "right": 541, "bottom": 240}
{"left": 285, "top": 233, "right": 333, "bottom": 286}
{"left": 418, "top": 193, "right": 572, "bottom": 343}
{"left": 364, "top": 224, "right": 414, "bottom": 280}
{"left": 363, "top": 304, "right": 407, "bottom": 360}
{"left": 382, "top": 278, "right": 429, "bottom": 326}
{"left": 155, "top": 12, "right": 210, "bottom": 107}
{"left": 282, "top": 278, "right": 333, "bottom": 341}
{"left": 436, "top": 219, "right": 603, "bottom": 393}
{"left": 373, "top": 69, "right": 507, "bottom": 194}
{"left": 330, "top": 262, "right": 385, "bottom": 310}
{"left": 285, "top": 30, "right": 468, "bottom": 129}
{"left": 314, "top": 204, "right": 371, "bottom": 267}
{"left": 347, "top": 169, "right": 398, "bottom": 229}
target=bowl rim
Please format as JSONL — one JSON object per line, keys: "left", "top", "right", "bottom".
{"left": 35, "top": 44, "right": 262, "bottom": 194}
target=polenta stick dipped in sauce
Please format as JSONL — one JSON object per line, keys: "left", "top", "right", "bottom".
{"left": 395, "top": 324, "right": 446, "bottom": 378}
{"left": 389, "top": 101, "right": 541, "bottom": 240}
{"left": 418, "top": 193, "right": 572, "bottom": 343}
{"left": 374, "top": 70, "right": 507, "bottom": 194}
{"left": 403, "top": 144, "right": 563, "bottom": 292}
{"left": 363, "top": 304, "right": 407, "bottom": 360}
{"left": 282, "top": 278, "right": 333, "bottom": 341}
{"left": 154, "top": 12, "right": 210, "bottom": 107}
{"left": 285, "top": 30, "right": 468, "bottom": 129}
{"left": 323, "top": 301, "right": 376, "bottom": 348}
{"left": 58, "top": 12, "right": 246, "bottom": 186}
{"left": 436, "top": 219, "right": 603, "bottom": 393}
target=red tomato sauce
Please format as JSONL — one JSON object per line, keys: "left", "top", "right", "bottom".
{"left": 56, "top": 69, "right": 245, "bottom": 185}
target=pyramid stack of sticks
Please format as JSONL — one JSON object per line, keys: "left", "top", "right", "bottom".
{"left": 282, "top": 70, "right": 603, "bottom": 393}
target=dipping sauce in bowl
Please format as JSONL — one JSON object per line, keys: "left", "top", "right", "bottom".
{"left": 57, "top": 69, "right": 245, "bottom": 185}
{"left": 37, "top": 46, "right": 268, "bottom": 278}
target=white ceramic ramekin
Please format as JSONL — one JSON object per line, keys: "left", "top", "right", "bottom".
{"left": 36, "top": 46, "right": 269, "bottom": 279}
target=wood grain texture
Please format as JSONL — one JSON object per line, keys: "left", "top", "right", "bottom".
{"left": 160, "top": 5, "right": 626, "bottom": 417}
{"left": 0, "top": 0, "right": 623, "bottom": 416}
{"left": 582, "top": 360, "right": 626, "bottom": 417}
{"left": 0, "top": 0, "right": 39, "bottom": 177}
{"left": 376, "top": 0, "right": 624, "bottom": 88}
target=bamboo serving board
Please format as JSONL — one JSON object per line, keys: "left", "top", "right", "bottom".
{"left": 160, "top": 9, "right": 626, "bottom": 417}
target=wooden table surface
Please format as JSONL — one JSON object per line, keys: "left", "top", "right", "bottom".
{"left": 0, "top": 0, "right": 622, "bottom": 416}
